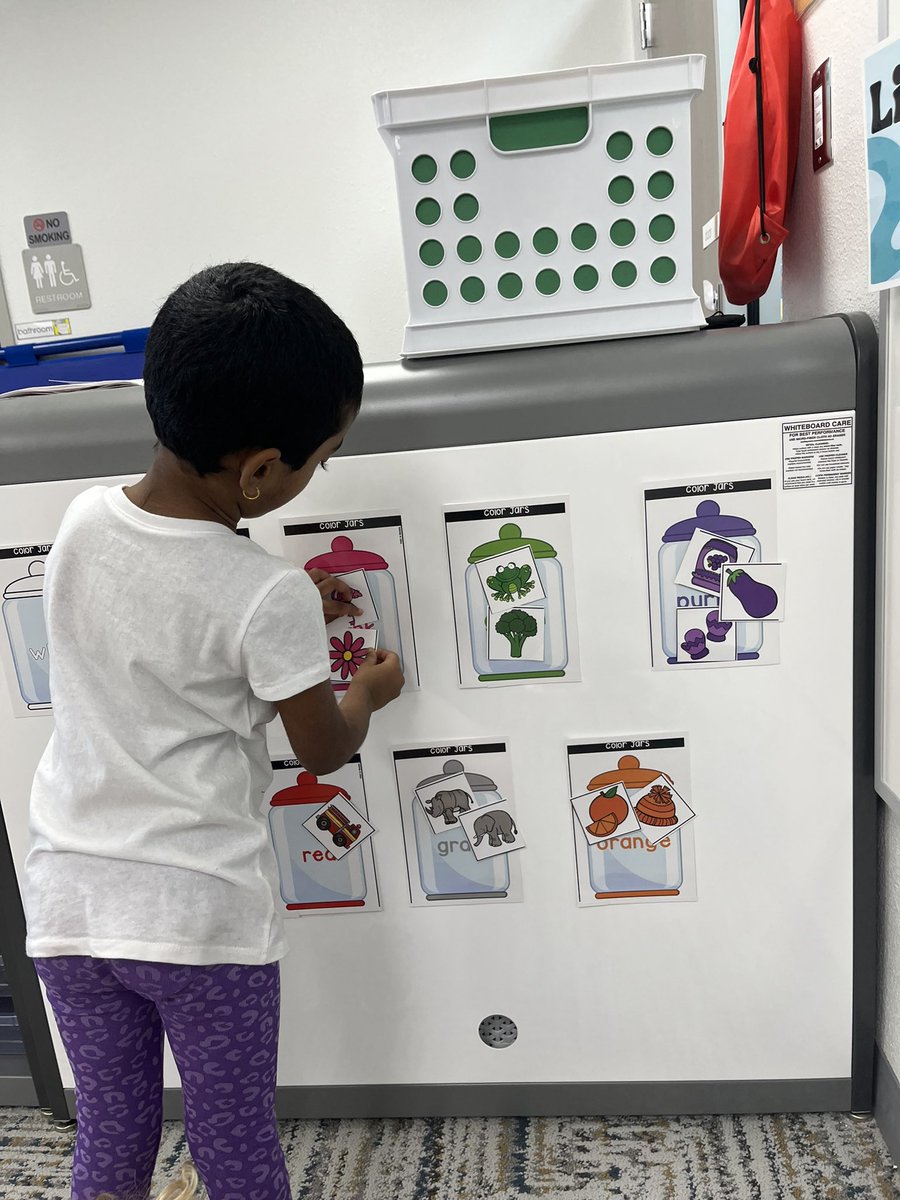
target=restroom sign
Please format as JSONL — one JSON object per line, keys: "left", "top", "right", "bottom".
{"left": 22, "top": 244, "right": 91, "bottom": 313}
{"left": 23, "top": 212, "right": 71, "bottom": 247}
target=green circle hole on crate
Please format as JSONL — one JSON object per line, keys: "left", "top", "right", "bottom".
{"left": 533, "top": 227, "right": 559, "bottom": 255}
{"left": 646, "top": 127, "right": 674, "bottom": 156}
{"left": 573, "top": 264, "right": 599, "bottom": 292}
{"left": 457, "top": 235, "right": 482, "bottom": 263}
{"left": 649, "top": 214, "right": 676, "bottom": 243}
{"left": 453, "top": 193, "right": 479, "bottom": 221}
{"left": 498, "top": 272, "right": 523, "bottom": 299}
{"left": 610, "top": 218, "right": 636, "bottom": 247}
{"left": 648, "top": 171, "right": 675, "bottom": 200}
{"left": 422, "top": 280, "right": 448, "bottom": 307}
{"left": 650, "top": 256, "right": 676, "bottom": 284}
{"left": 418, "top": 239, "right": 444, "bottom": 267}
{"left": 411, "top": 154, "right": 438, "bottom": 183}
{"left": 606, "top": 131, "right": 633, "bottom": 161}
{"left": 450, "top": 150, "right": 476, "bottom": 179}
{"left": 535, "top": 268, "right": 561, "bottom": 295}
{"left": 571, "top": 223, "right": 597, "bottom": 251}
{"left": 415, "top": 198, "right": 441, "bottom": 226}
{"left": 608, "top": 176, "right": 635, "bottom": 205}
{"left": 495, "top": 231, "right": 520, "bottom": 259}
{"left": 460, "top": 276, "right": 485, "bottom": 303}
{"left": 612, "top": 260, "right": 637, "bottom": 288}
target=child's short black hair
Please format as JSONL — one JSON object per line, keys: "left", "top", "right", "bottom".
{"left": 143, "top": 263, "right": 363, "bottom": 475}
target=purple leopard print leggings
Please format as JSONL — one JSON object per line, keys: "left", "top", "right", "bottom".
{"left": 34, "top": 956, "right": 291, "bottom": 1200}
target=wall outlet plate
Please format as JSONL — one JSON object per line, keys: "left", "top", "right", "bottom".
{"left": 812, "top": 59, "right": 833, "bottom": 172}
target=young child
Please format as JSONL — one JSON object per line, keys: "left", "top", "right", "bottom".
{"left": 22, "top": 262, "right": 404, "bottom": 1200}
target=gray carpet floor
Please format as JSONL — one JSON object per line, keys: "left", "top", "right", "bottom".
{"left": 1, "top": 1107, "right": 898, "bottom": 1199}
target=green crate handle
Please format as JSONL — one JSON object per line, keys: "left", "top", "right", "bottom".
{"left": 488, "top": 105, "right": 591, "bottom": 153}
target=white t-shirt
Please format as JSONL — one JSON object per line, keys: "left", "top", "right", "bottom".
{"left": 23, "top": 485, "right": 330, "bottom": 966}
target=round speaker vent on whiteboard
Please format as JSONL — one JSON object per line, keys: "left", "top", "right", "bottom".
{"left": 478, "top": 1014, "right": 518, "bottom": 1048}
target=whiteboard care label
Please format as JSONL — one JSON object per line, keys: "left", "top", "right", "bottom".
{"left": 782, "top": 416, "right": 853, "bottom": 489}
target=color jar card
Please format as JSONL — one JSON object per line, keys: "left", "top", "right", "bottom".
{"left": 0, "top": 542, "right": 54, "bottom": 718}
{"left": 393, "top": 740, "right": 523, "bottom": 906}
{"left": 444, "top": 498, "right": 580, "bottom": 688}
{"left": 282, "top": 512, "right": 419, "bottom": 691}
{"left": 566, "top": 735, "right": 696, "bottom": 906}
{"left": 264, "top": 755, "right": 381, "bottom": 915}
{"left": 644, "top": 477, "right": 780, "bottom": 670}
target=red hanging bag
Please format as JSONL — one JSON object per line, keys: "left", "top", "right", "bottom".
{"left": 718, "top": 0, "right": 802, "bottom": 305}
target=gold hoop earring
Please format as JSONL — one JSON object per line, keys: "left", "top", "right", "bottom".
{"left": 242, "top": 486, "right": 261, "bottom": 502}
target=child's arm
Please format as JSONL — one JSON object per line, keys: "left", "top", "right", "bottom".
{"left": 276, "top": 649, "right": 404, "bottom": 775}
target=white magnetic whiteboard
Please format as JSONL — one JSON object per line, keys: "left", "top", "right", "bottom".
{"left": 0, "top": 411, "right": 855, "bottom": 1093}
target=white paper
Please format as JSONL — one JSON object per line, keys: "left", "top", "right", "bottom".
{"left": 628, "top": 774, "right": 695, "bottom": 847}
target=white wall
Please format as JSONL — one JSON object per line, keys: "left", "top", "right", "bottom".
{"left": 781, "top": 1, "right": 879, "bottom": 324}
{"left": 0, "top": 0, "right": 633, "bottom": 361}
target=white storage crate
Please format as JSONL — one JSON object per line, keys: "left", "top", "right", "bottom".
{"left": 373, "top": 56, "right": 706, "bottom": 357}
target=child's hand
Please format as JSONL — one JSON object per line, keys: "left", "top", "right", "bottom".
{"left": 349, "top": 649, "right": 404, "bottom": 710}
{"left": 306, "top": 568, "right": 363, "bottom": 624}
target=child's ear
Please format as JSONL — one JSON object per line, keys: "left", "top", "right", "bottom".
{"left": 238, "top": 448, "right": 281, "bottom": 493}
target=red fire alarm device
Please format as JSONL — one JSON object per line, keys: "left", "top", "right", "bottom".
{"left": 812, "top": 59, "right": 833, "bottom": 172}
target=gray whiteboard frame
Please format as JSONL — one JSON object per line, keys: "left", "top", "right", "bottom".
{"left": 0, "top": 314, "right": 878, "bottom": 1118}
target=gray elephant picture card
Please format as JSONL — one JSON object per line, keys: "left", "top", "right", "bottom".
{"left": 414, "top": 771, "right": 476, "bottom": 835}
{"left": 457, "top": 798, "right": 524, "bottom": 861}
{"left": 303, "top": 794, "right": 375, "bottom": 861}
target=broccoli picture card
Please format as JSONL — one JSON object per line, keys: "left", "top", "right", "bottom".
{"left": 444, "top": 499, "right": 580, "bottom": 688}
{"left": 487, "top": 606, "right": 545, "bottom": 662}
